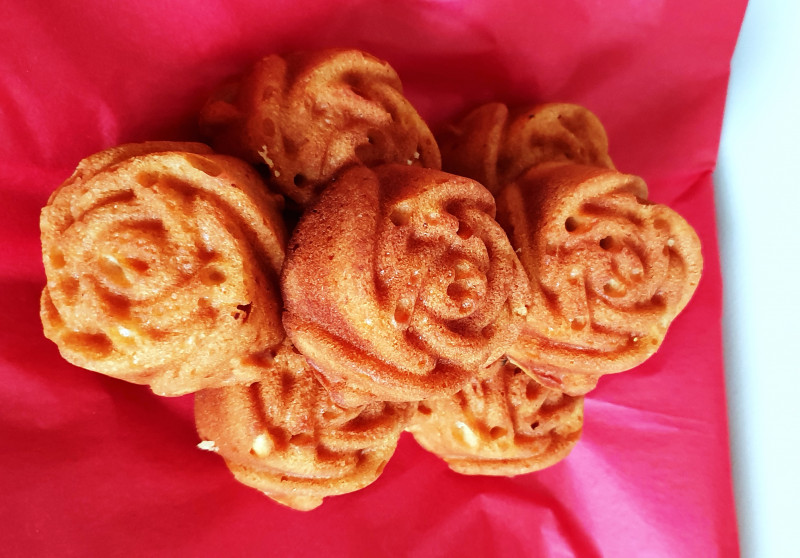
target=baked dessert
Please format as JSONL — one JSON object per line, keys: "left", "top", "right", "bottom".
{"left": 282, "top": 163, "right": 532, "bottom": 406}
{"left": 200, "top": 48, "right": 441, "bottom": 207}
{"left": 408, "top": 361, "right": 583, "bottom": 476}
{"left": 438, "top": 102, "right": 614, "bottom": 194}
{"left": 40, "top": 142, "right": 287, "bottom": 396}
{"left": 195, "top": 341, "right": 412, "bottom": 510}
{"left": 497, "top": 163, "right": 703, "bottom": 394}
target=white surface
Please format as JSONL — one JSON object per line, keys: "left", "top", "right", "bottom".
{"left": 715, "top": 0, "right": 800, "bottom": 556}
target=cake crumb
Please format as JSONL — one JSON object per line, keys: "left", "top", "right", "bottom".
{"left": 258, "top": 145, "right": 275, "bottom": 167}
{"left": 197, "top": 440, "right": 218, "bottom": 452}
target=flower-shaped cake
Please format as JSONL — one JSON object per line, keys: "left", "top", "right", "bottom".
{"left": 408, "top": 361, "right": 583, "bottom": 476}
{"left": 498, "top": 163, "right": 703, "bottom": 394}
{"left": 195, "top": 342, "right": 412, "bottom": 510}
{"left": 40, "top": 142, "right": 287, "bottom": 395}
{"left": 282, "top": 164, "right": 532, "bottom": 406}
{"left": 438, "top": 102, "right": 614, "bottom": 194}
{"left": 200, "top": 48, "right": 441, "bottom": 207}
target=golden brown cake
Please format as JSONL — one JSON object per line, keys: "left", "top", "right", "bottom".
{"left": 281, "top": 163, "right": 532, "bottom": 406}
{"left": 200, "top": 48, "right": 441, "bottom": 207}
{"left": 195, "top": 342, "right": 412, "bottom": 510}
{"left": 497, "top": 163, "right": 703, "bottom": 394}
{"left": 408, "top": 361, "right": 583, "bottom": 476}
{"left": 438, "top": 102, "right": 614, "bottom": 194}
{"left": 40, "top": 142, "right": 287, "bottom": 396}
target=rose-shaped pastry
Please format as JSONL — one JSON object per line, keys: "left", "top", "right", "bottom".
{"left": 408, "top": 361, "right": 583, "bottom": 476}
{"left": 282, "top": 164, "right": 532, "bottom": 406}
{"left": 438, "top": 102, "right": 614, "bottom": 194}
{"left": 40, "top": 142, "right": 287, "bottom": 396}
{"left": 195, "top": 342, "right": 412, "bottom": 511}
{"left": 497, "top": 163, "right": 703, "bottom": 394}
{"left": 200, "top": 48, "right": 441, "bottom": 207}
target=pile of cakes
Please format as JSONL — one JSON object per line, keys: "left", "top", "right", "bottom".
{"left": 40, "top": 49, "right": 702, "bottom": 510}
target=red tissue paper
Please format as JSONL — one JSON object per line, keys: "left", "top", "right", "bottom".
{"left": 0, "top": 0, "right": 746, "bottom": 556}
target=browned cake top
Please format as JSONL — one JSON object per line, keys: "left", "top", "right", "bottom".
{"left": 498, "top": 163, "right": 703, "bottom": 394}
{"left": 438, "top": 102, "right": 614, "bottom": 194}
{"left": 195, "top": 342, "right": 412, "bottom": 510}
{"left": 408, "top": 361, "right": 583, "bottom": 476}
{"left": 282, "top": 163, "right": 532, "bottom": 406}
{"left": 40, "top": 142, "right": 287, "bottom": 396}
{"left": 200, "top": 48, "right": 441, "bottom": 207}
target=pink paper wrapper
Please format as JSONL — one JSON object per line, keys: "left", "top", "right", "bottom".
{"left": 0, "top": 1, "right": 745, "bottom": 556}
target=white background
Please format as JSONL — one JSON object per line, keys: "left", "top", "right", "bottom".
{"left": 715, "top": 0, "right": 800, "bottom": 555}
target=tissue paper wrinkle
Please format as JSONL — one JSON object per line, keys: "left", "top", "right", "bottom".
{"left": 666, "top": 170, "right": 717, "bottom": 212}
{"left": 563, "top": 446, "right": 699, "bottom": 557}
{"left": 527, "top": 489, "right": 605, "bottom": 558}
{"left": 578, "top": 415, "right": 732, "bottom": 557}
{"left": 587, "top": 397, "right": 710, "bottom": 434}
{"left": 406, "top": 485, "right": 604, "bottom": 558}
{"left": 1, "top": 0, "right": 746, "bottom": 555}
